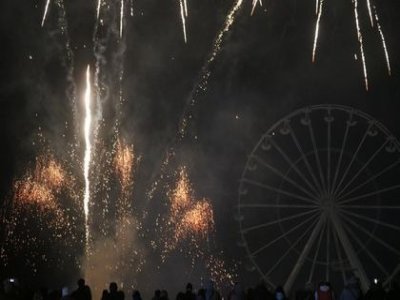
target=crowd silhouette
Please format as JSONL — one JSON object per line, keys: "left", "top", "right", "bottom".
{"left": 1, "top": 276, "right": 400, "bottom": 300}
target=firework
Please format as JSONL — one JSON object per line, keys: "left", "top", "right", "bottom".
{"left": 179, "top": 0, "right": 188, "bottom": 43}
{"left": 374, "top": 6, "right": 391, "bottom": 76}
{"left": 312, "top": 0, "right": 324, "bottom": 63}
{"left": 114, "top": 138, "right": 135, "bottom": 190}
{"left": 251, "top": 0, "right": 262, "bottom": 16}
{"left": 120, "top": 0, "right": 124, "bottom": 38}
{"left": 41, "top": 0, "right": 51, "bottom": 27}
{"left": 353, "top": 0, "right": 368, "bottom": 90}
{"left": 83, "top": 65, "right": 93, "bottom": 246}
{"left": 178, "top": 199, "right": 215, "bottom": 239}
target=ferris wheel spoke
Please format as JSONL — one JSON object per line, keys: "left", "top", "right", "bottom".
{"left": 270, "top": 139, "right": 320, "bottom": 196}
{"left": 250, "top": 213, "right": 318, "bottom": 256}
{"left": 331, "top": 212, "right": 370, "bottom": 292}
{"left": 307, "top": 117, "right": 327, "bottom": 193}
{"left": 340, "top": 213, "right": 400, "bottom": 256}
{"left": 327, "top": 115, "right": 332, "bottom": 194}
{"left": 332, "top": 122, "right": 373, "bottom": 197}
{"left": 340, "top": 209, "right": 400, "bottom": 232}
{"left": 239, "top": 204, "right": 317, "bottom": 209}
{"left": 265, "top": 217, "right": 319, "bottom": 277}
{"left": 331, "top": 118, "right": 351, "bottom": 196}
{"left": 288, "top": 124, "right": 324, "bottom": 194}
{"left": 284, "top": 216, "right": 325, "bottom": 293}
{"left": 338, "top": 159, "right": 400, "bottom": 200}
{"left": 242, "top": 178, "right": 318, "bottom": 205}
{"left": 340, "top": 205, "right": 400, "bottom": 209}
{"left": 337, "top": 140, "right": 388, "bottom": 199}
{"left": 307, "top": 218, "right": 326, "bottom": 283}
{"left": 326, "top": 219, "right": 331, "bottom": 281}
{"left": 242, "top": 208, "right": 319, "bottom": 234}
{"left": 332, "top": 224, "right": 347, "bottom": 285}
{"left": 339, "top": 183, "right": 400, "bottom": 205}
{"left": 250, "top": 155, "right": 320, "bottom": 201}
{"left": 342, "top": 217, "right": 390, "bottom": 277}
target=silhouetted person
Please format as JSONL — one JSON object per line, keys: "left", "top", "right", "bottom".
{"left": 315, "top": 281, "right": 335, "bottom": 300}
{"left": 273, "top": 287, "right": 287, "bottom": 300}
{"left": 254, "top": 280, "right": 273, "bottom": 300}
{"left": 101, "top": 290, "right": 109, "bottom": 300}
{"left": 296, "top": 282, "right": 314, "bottom": 300}
{"left": 197, "top": 289, "right": 205, "bottom": 300}
{"left": 365, "top": 280, "right": 386, "bottom": 300}
{"left": 153, "top": 290, "right": 161, "bottom": 300}
{"left": 71, "top": 279, "right": 92, "bottom": 300}
{"left": 160, "top": 290, "right": 169, "bottom": 300}
{"left": 246, "top": 288, "right": 255, "bottom": 300}
{"left": 184, "top": 283, "right": 196, "bottom": 300}
{"left": 205, "top": 280, "right": 221, "bottom": 300}
{"left": 176, "top": 292, "right": 185, "bottom": 300}
{"left": 228, "top": 283, "right": 245, "bottom": 300}
{"left": 387, "top": 279, "right": 400, "bottom": 300}
{"left": 339, "top": 277, "right": 361, "bottom": 300}
{"left": 132, "top": 290, "right": 141, "bottom": 300}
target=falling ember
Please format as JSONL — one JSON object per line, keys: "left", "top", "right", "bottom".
{"left": 353, "top": 0, "right": 368, "bottom": 90}
{"left": 83, "top": 65, "right": 93, "bottom": 246}
{"left": 179, "top": 0, "right": 188, "bottom": 43}
{"left": 114, "top": 138, "right": 134, "bottom": 191}
{"left": 312, "top": 0, "right": 324, "bottom": 63}
{"left": 41, "top": 0, "right": 51, "bottom": 27}
{"left": 374, "top": 6, "right": 391, "bottom": 76}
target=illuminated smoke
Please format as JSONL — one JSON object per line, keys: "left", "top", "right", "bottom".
{"left": 83, "top": 65, "right": 93, "bottom": 246}
{"left": 41, "top": 0, "right": 51, "bottom": 27}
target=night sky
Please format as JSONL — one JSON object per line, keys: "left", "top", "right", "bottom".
{"left": 1, "top": 0, "right": 400, "bottom": 296}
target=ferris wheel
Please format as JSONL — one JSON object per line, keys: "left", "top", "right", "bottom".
{"left": 237, "top": 104, "right": 400, "bottom": 294}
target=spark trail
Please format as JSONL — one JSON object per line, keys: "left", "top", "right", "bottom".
{"left": 120, "top": 0, "right": 124, "bottom": 38}
{"left": 374, "top": 6, "right": 391, "bottom": 76}
{"left": 353, "top": 0, "right": 368, "bottom": 90}
{"left": 251, "top": 0, "right": 263, "bottom": 16}
{"left": 41, "top": 0, "right": 51, "bottom": 27}
{"left": 83, "top": 65, "right": 93, "bottom": 247}
{"left": 178, "top": 0, "right": 244, "bottom": 137}
{"left": 147, "top": 0, "right": 244, "bottom": 201}
{"left": 179, "top": 0, "right": 188, "bottom": 43}
{"left": 312, "top": 0, "right": 324, "bottom": 63}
